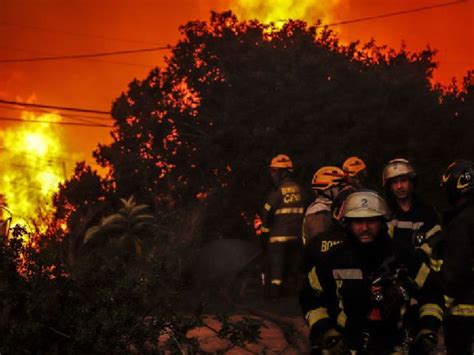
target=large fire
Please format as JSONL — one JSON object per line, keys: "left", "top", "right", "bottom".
{"left": 231, "top": 0, "right": 341, "bottom": 27}
{"left": 0, "top": 110, "right": 74, "bottom": 236}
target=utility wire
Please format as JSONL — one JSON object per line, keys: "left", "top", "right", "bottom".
{"left": 0, "top": 0, "right": 468, "bottom": 65}
{"left": 0, "top": 116, "right": 113, "bottom": 128}
{"left": 0, "top": 45, "right": 156, "bottom": 67}
{"left": 0, "top": 147, "right": 81, "bottom": 164}
{"left": 325, "top": 0, "right": 469, "bottom": 27}
{"left": 0, "top": 21, "right": 165, "bottom": 46}
{"left": 0, "top": 104, "right": 113, "bottom": 121}
{"left": 0, "top": 104, "right": 108, "bottom": 127}
{"left": 0, "top": 46, "right": 170, "bottom": 63}
{"left": 0, "top": 99, "right": 110, "bottom": 115}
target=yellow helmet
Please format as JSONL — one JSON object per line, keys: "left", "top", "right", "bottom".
{"left": 342, "top": 156, "right": 367, "bottom": 177}
{"left": 341, "top": 190, "right": 389, "bottom": 219}
{"left": 312, "top": 166, "right": 346, "bottom": 191}
{"left": 382, "top": 158, "right": 415, "bottom": 187}
{"left": 270, "top": 154, "right": 293, "bottom": 170}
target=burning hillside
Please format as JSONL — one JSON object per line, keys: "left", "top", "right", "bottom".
{"left": 0, "top": 109, "right": 75, "bottom": 235}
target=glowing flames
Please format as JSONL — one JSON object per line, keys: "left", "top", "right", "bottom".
{"left": 231, "top": 0, "right": 341, "bottom": 27}
{"left": 0, "top": 110, "right": 73, "bottom": 236}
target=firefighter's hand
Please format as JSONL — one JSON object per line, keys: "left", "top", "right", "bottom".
{"left": 411, "top": 329, "right": 438, "bottom": 355}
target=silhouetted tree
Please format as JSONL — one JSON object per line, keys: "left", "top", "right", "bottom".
{"left": 92, "top": 11, "right": 474, "bottom": 238}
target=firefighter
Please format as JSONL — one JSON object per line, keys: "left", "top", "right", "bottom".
{"left": 302, "top": 166, "right": 347, "bottom": 246}
{"left": 436, "top": 160, "right": 474, "bottom": 354}
{"left": 342, "top": 156, "right": 368, "bottom": 189}
{"left": 300, "top": 190, "right": 442, "bottom": 354}
{"left": 382, "top": 158, "right": 442, "bottom": 266}
{"left": 260, "top": 154, "right": 305, "bottom": 298}
{"left": 301, "top": 167, "right": 355, "bottom": 276}
{"left": 382, "top": 158, "right": 444, "bottom": 349}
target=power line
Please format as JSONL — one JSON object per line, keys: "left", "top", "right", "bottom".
{"left": 0, "top": 46, "right": 170, "bottom": 63}
{"left": 0, "top": 147, "right": 78, "bottom": 164}
{"left": 0, "top": 99, "right": 111, "bottom": 115}
{"left": 0, "top": 45, "right": 156, "bottom": 67}
{"left": 0, "top": 104, "right": 113, "bottom": 121}
{"left": 0, "top": 0, "right": 468, "bottom": 66}
{"left": 0, "top": 105, "right": 109, "bottom": 127}
{"left": 325, "top": 0, "right": 469, "bottom": 27}
{"left": 0, "top": 116, "right": 113, "bottom": 128}
{"left": 0, "top": 22, "right": 165, "bottom": 46}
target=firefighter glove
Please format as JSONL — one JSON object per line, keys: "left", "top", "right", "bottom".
{"left": 411, "top": 329, "right": 438, "bottom": 354}
{"left": 380, "top": 282, "right": 409, "bottom": 318}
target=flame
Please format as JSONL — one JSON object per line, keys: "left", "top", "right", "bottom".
{"left": 231, "top": 0, "right": 341, "bottom": 27}
{"left": 0, "top": 110, "right": 73, "bottom": 236}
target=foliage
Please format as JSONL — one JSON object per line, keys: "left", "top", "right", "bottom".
{"left": 0, "top": 212, "right": 183, "bottom": 354}
{"left": 94, "top": 11, "right": 473, "bottom": 240}
{"left": 3, "top": 10, "right": 473, "bottom": 353}
{"left": 84, "top": 196, "right": 160, "bottom": 257}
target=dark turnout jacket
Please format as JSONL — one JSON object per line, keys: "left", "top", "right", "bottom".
{"left": 436, "top": 201, "right": 474, "bottom": 316}
{"left": 260, "top": 177, "right": 305, "bottom": 243}
{"left": 300, "top": 227, "right": 443, "bottom": 352}
{"left": 387, "top": 198, "right": 442, "bottom": 258}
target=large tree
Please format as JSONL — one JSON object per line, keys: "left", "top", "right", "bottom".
{"left": 94, "top": 11, "right": 470, "bottom": 239}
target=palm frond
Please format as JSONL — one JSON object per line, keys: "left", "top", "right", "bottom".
{"left": 101, "top": 214, "right": 127, "bottom": 227}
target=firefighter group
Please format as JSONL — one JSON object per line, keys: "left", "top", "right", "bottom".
{"left": 259, "top": 155, "right": 473, "bottom": 354}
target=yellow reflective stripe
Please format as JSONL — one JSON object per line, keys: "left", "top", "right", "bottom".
{"left": 444, "top": 295, "right": 455, "bottom": 309}
{"left": 425, "top": 224, "right": 442, "bottom": 239}
{"left": 269, "top": 236, "right": 298, "bottom": 243}
{"left": 260, "top": 226, "right": 270, "bottom": 233}
{"left": 420, "top": 303, "right": 443, "bottom": 321}
{"left": 337, "top": 310, "right": 347, "bottom": 328}
{"left": 430, "top": 258, "right": 443, "bottom": 272}
{"left": 389, "top": 220, "right": 424, "bottom": 230}
{"left": 450, "top": 304, "right": 474, "bottom": 317}
{"left": 271, "top": 279, "right": 282, "bottom": 285}
{"left": 308, "top": 267, "right": 323, "bottom": 293}
{"left": 275, "top": 207, "right": 304, "bottom": 215}
{"left": 333, "top": 268, "right": 363, "bottom": 280}
{"left": 419, "top": 243, "right": 432, "bottom": 257}
{"left": 264, "top": 203, "right": 272, "bottom": 211}
{"left": 415, "top": 263, "right": 430, "bottom": 288}
{"left": 305, "top": 307, "right": 329, "bottom": 327}
{"left": 388, "top": 224, "right": 395, "bottom": 239}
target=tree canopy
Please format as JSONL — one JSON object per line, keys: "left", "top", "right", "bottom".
{"left": 91, "top": 11, "right": 473, "bottom": 239}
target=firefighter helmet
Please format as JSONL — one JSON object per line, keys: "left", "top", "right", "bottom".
{"left": 343, "top": 156, "right": 367, "bottom": 177}
{"left": 341, "top": 190, "right": 389, "bottom": 219}
{"left": 440, "top": 160, "right": 474, "bottom": 202}
{"left": 312, "top": 166, "right": 346, "bottom": 191}
{"left": 382, "top": 158, "right": 416, "bottom": 187}
{"left": 270, "top": 154, "right": 293, "bottom": 171}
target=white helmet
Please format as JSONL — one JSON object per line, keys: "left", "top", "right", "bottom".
{"left": 341, "top": 190, "right": 390, "bottom": 219}
{"left": 382, "top": 158, "right": 415, "bottom": 187}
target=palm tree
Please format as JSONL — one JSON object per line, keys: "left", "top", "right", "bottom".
{"left": 84, "top": 196, "right": 159, "bottom": 256}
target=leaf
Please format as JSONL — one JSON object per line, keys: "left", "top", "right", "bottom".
{"left": 129, "top": 204, "right": 150, "bottom": 217}
{"left": 135, "top": 239, "right": 143, "bottom": 256}
{"left": 101, "top": 214, "right": 127, "bottom": 227}
{"left": 83, "top": 226, "right": 102, "bottom": 243}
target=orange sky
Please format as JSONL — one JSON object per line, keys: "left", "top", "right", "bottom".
{"left": 0, "top": 0, "right": 472, "bottom": 171}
